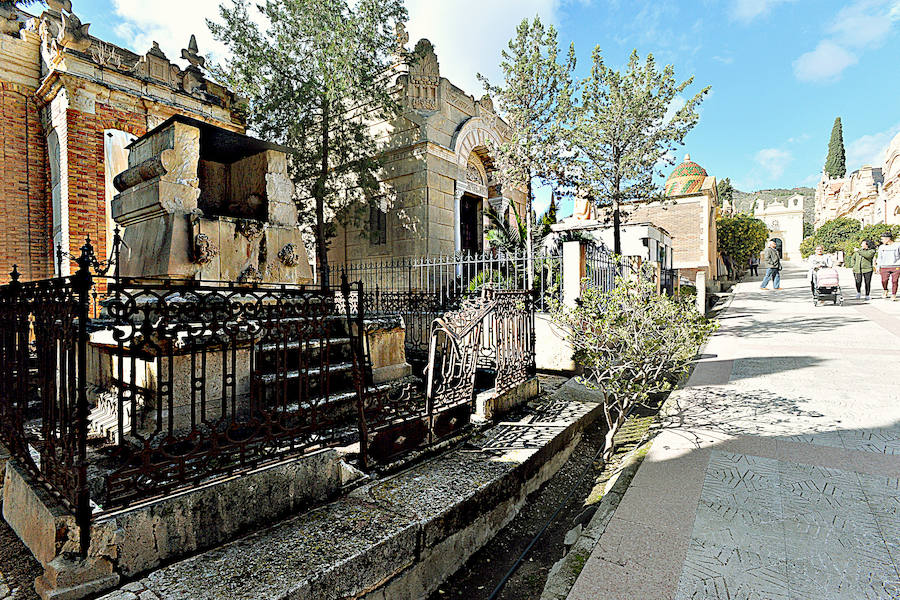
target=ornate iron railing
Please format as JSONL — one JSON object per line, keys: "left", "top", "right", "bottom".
{"left": 0, "top": 239, "right": 377, "bottom": 557}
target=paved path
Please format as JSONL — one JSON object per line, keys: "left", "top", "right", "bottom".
{"left": 568, "top": 261, "right": 900, "bottom": 600}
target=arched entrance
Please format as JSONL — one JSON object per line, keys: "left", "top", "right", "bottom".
{"left": 773, "top": 238, "right": 783, "bottom": 258}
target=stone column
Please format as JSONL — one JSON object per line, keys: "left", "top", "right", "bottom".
{"left": 696, "top": 270, "right": 706, "bottom": 314}
{"left": 453, "top": 185, "right": 464, "bottom": 254}
{"left": 562, "top": 240, "right": 586, "bottom": 309}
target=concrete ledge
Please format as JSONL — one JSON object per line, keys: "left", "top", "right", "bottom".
{"left": 475, "top": 376, "right": 541, "bottom": 420}
{"left": 95, "top": 381, "right": 605, "bottom": 600}
{"left": 5, "top": 449, "right": 347, "bottom": 599}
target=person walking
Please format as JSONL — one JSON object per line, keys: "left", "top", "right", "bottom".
{"left": 875, "top": 231, "right": 900, "bottom": 300}
{"left": 807, "top": 245, "right": 833, "bottom": 299}
{"left": 759, "top": 240, "right": 781, "bottom": 290}
{"left": 848, "top": 240, "right": 876, "bottom": 300}
{"left": 749, "top": 255, "right": 759, "bottom": 277}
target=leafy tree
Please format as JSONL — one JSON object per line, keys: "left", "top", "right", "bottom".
{"left": 553, "top": 276, "right": 715, "bottom": 461}
{"left": 209, "top": 0, "right": 407, "bottom": 287}
{"left": 573, "top": 48, "right": 709, "bottom": 255}
{"left": 824, "top": 117, "right": 846, "bottom": 178}
{"left": 716, "top": 177, "right": 734, "bottom": 209}
{"left": 799, "top": 217, "right": 860, "bottom": 257}
{"left": 537, "top": 194, "right": 558, "bottom": 239}
{"left": 716, "top": 215, "right": 768, "bottom": 274}
{"left": 803, "top": 222, "right": 814, "bottom": 238}
{"left": 484, "top": 205, "right": 527, "bottom": 252}
{"left": 479, "top": 17, "right": 576, "bottom": 287}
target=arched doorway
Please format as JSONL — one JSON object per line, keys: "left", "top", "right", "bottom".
{"left": 773, "top": 238, "right": 783, "bottom": 258}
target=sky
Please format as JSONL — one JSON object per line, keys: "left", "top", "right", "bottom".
{"left": 63, "top": 0, "right": 900, "bottom": 216}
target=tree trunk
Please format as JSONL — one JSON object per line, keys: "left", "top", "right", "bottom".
{"left": 317, "top": 97, "right": 330, "bottom": 289}
{"left": 613, "top": 198, "right": 622, "bottom": 256}
{"left": 526, "top": 175, "right": 534, "bottom": 289}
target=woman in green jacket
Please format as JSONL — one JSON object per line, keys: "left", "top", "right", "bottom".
{"left": 849, "top": 240, "right": 876, "bottom": 300}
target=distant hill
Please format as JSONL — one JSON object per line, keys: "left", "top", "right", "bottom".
{"left": 733, "top": 187, "right": 815, "bottom": 225}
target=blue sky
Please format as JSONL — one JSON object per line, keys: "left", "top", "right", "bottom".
{"left": 60, "top": 0, "right": 900, "bottom": 216}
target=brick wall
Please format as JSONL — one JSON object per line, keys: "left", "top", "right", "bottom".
{"left": 629, "top": 199, "right": 705, "bottom": 267}
{"left": 60, "top": 104, "right": 148, "bottom": 275}
{"left": 0, "top": 82, "right": 49, "bottom": 281}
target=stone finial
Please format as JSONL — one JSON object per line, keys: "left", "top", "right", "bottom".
{"left": 181, "top": 34, "right": 205, "bottom": 69}
{"left": 46, "top": 0, "right": 73, "bottom": 13}
{"left": 57, "top": 10, "right": 91, "bottom": 52}
{"left": 411, "top": 39, "right": 439, "bottom": 77}
{"left": 684, "top": 153, "right": 691, "bottom": 162}
{"left": 395, "top": 21, "right": 408, "bottom": 51}
{"left": 147, "top": 41, "right": 167, "bottom": 59}
{"left": 479, "top": 94, "right": 494, "bottom": 114}
{"left": 0, "top": 3, "right": 21, "bottom": 37}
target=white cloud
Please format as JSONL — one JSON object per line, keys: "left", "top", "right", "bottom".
{"left": 731, "top": 0, "right": 795, "bottom": 23}
{"left": 792, "top": 41, "right": 857, "bottom": 82}
{"left": 111, "top": 0, "right": 227, "bottom": 66}
{"left": 109, "top": 0, "right": 563, "bottom": 97}
{"left": 829, "top": 0, "right": 900, "bottom": 48}
{"left": 405, "top": 0, "right": 561, "bottom": 95}
{"left": 754, "top": 148, "right": 793, "bottom": 179}
{"left": 793, "top": 0, "right": 900, "bottom": 83}
{"left": 711, "top": 55, "right": 734, "bottom": 64}
{"left": 846, "top": 121, "right": 900, "bottom": 168}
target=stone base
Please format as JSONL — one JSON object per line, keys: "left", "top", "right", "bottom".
{"left": 372, "top": 362, "right": 412, "bottom": 384}
{"left": 3, "top": 449, "right": 348, "bottom": 600}
{"left": 535, "top": 312, "right": 576, "bottom": 372}
{"left": 474, "top": 376, "right": 541, "bottom": 421}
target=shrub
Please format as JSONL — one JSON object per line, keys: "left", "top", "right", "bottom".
{"left": 800, "top": 217, "right": 860, "bottom": 257}
{"left": 553, "top": 277, "right": 716, "bottom": 461}
{"left": 802, "top": 220, "right": 900, "bottom": 258}
{"left": 716, "top": 215, "right": 768, "bottom": 275}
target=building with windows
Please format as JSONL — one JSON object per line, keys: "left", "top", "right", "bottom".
{"left": 625, "top": 155, "right": 720, "bottom": 282}
{"left": 327, "top": 38, "right": 526, "bottom": 267}
{"left": 0, "top": 4, "right": 244, "bottom": 282}
{"left": 814, "top": 130, "right": 900, "bottom": 228}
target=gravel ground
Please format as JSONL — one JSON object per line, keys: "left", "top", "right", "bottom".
{"left": 427, "top": 379, "right": 664, "bottom": 600}
{"left": 0, "top": 507, "right": 41, "bottom": 600}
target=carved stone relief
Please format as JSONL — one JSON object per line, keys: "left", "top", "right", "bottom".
{"left": 407, "top": 38, "right": 440, "bottom": 111}
{"left": 238, "top": 265, "right": 262, "bottom": 284}
{"left": 192, "top": 233, "right": 219, "bottom": 265}
{"left": 277, "top": 243, "right": 301, "bottom": 267}
{"left": 235, "top": 219, "right": 264, "bottom": 242}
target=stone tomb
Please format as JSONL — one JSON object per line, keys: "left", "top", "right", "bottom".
{"left": 111, "top": 115, "right": 312, "bottom": 284}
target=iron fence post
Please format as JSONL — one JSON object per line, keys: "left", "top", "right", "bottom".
{"left": 73, "top": 239, "right": 94, "bottom": 557}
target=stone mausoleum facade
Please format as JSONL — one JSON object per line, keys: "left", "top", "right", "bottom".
{"left": 328, "top": 38, "right": 527, "bottom": 267}
{"left": 814, "top": 130, "right": 900, "bottom": 228}
{"left": 0, "top": 2, "right": 244, "bottom": 283}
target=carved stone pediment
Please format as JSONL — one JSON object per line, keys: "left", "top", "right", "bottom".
{"left": 407, "top": 38, "right": 440, "bottom": 112}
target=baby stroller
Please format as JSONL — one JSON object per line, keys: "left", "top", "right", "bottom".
{"left": 813, "top": 267, "right": 843, "bottom": 306}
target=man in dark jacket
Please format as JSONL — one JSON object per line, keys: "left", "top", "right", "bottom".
{"left": 759, "top": 240, "right": 781, "bottom": 290}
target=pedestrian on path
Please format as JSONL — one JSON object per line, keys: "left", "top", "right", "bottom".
{"left": 759, "top": 240, "right": 781, "bottom": 290}
{"left": 749, "top": 255, "right": 759, "bottom": 276}
{"left": 807, "top": 245, "right": 833, "bottom": 298}
{"left": 876, "top": 232, "right": 900, "bottom": 300}
{"left": 848, "top": 240, "right": 876, "bottom": 300}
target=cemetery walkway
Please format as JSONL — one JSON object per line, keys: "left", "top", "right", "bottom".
{"left": 567, "top": 261, "right": 900, "bottom": 600}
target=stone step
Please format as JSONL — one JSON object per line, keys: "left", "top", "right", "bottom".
{"left": 94, "top": 381, "right": 601, "bottom": 600}
{"left": 254, "top": 362, "right": 355, "bottom": 385}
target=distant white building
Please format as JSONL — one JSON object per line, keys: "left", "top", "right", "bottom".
{"left": 549, "top": 218, "right": 674, "bottom": 269}
{"left": 754, "top": 195, "right": 804, "bottom": 261}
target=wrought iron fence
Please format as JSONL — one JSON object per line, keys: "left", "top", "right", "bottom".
{"left": 661, "top": 267, "right": 678, "bottom": 297}
{"left": 0, "top": 240, "right": 379, "bottom": 556}
{"left": 328, "top": 249, "right": 558, "bottom": 364}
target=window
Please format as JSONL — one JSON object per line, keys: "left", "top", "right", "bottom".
{"left": 369, "top": 204, "right": 387, "bottom": 245}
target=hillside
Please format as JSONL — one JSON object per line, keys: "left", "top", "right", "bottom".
{"left": 732, "top": 187, "right": 815, "bottom": 225}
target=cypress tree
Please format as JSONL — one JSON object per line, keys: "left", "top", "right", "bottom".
{"left": 824, "top": 117, "right": 846, "bottom": 178}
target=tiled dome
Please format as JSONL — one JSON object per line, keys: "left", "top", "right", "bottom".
{"left": 664, "top": 154, "right": 708, "bottom": 196}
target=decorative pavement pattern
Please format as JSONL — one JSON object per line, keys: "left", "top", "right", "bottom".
{"left": 675, "top": 450, "right": 900, "bottom": 600}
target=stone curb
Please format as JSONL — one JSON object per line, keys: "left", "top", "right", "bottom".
{"left": 540, "top": 283, "right": 735, "bottom": 600}
{"left": 540, "top": 438, "right": 651, "bottom": 600}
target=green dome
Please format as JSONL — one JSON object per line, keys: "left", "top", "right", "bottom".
{"left": 665, "top": 154, "right": 708, "bottom": 196}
